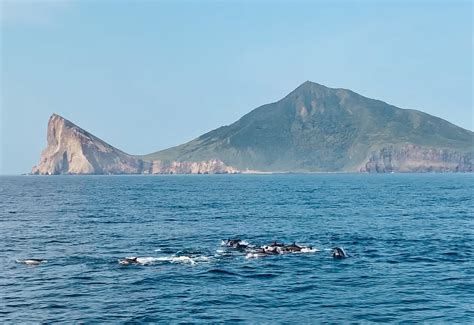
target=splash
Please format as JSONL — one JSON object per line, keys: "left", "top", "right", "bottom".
{"left": 300, "top": 247, "right": 320, "bottom": 253}
{"left": 120, "top": 254, "right": 212, "bottom": 266}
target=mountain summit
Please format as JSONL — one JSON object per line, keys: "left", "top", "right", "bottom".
{"left": 32, "top": 81, "right": 473, "bottom": 174}
{"left": 144, "top": 81, "right": 473, "bottom": 172}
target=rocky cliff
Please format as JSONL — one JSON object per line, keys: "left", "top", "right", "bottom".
{"left": 360, "top": 144, "right": 473, "bottom": 173}
{"left": 31, "top": 114, "right": 142, "bottom": 174}
{"left": 31, "top": 114, "right": 238, "bottom": 175}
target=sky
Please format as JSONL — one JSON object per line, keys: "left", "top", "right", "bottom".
{"left": 0, "top": 0, "right": 472, "bottom": 175}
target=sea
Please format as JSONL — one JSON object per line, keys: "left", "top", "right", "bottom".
{"left": 1, "top": 174, "right": 472, "bottom": 323}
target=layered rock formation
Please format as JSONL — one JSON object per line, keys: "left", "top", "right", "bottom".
{"left": 360, "top": 145, "right": 473, "bottom": 173}
{"left": 32, "top": 114, "right": 142, "bottom": 174}
{"left": 146, "top": 159, "right": 238, "bottom": 174}
{"left": 32, "top": 81, "right": 473, "bottom": 174}
{"left": 31, "top": 114, "right": 238, "bottom": 175}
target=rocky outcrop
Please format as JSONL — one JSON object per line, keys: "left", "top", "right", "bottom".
{"left": 31, "top": 114, "right": 239, "bottom": 175}
{"left": 146, "top": 160, "right": 239, "bottom": 174}
{"left": 31, "top": 114, "right": 141, "bottom": 174}
{"left": 360, "top": 145, "right": 473, "bottom": 173}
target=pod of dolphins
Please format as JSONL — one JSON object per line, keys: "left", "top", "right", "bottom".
{"left": 16, "top": 240, "right": 348, "bottom": 266}
{"left": 222, "top": 238, "right": 348, "bottom": 259}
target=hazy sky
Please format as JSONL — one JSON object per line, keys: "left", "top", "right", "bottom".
{"left": 1, "top": 1, "right": 472, "bottom": 174}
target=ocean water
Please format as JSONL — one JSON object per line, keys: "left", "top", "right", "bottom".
{"left": 1, "top": 174, "right": 472, "bottom": 323}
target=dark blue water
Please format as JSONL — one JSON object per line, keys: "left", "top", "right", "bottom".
{"left": 1, "top": 174, "right": 473, "bottom": 323}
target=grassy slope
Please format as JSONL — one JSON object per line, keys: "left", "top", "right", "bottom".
{"left": 141, "top": 82, "right": 473, "bottom": 171}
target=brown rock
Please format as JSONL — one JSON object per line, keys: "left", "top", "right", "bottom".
{"left": 31, "top": 114, "right": 239, "bottom": 175}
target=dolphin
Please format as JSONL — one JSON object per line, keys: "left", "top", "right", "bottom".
{"left": 332, "top": 247, "right": 347, "bottom": 259}
{"left": 118, "top": 257, "right": 139, "bottom": 265}
{"left": 245, "top": 248, "right": 268, "bottom": 259}
{"left": 285, "top": 242, "right": 303, "bottom": 253}
{"left": 223, "top": 239, "right": 250, "bottom": 250}
{"left": 16, "top": 259, "right": 47, "bottom": 265}
{"left": 262, "top": 245, "right": 283, "bottom": 255}
{"left": 224, "top": 239, "right": 242, "bottom": 247}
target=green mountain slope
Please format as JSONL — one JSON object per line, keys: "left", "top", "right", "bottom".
{"left": 142, "top": 81, "right": 473, "bottom": 172}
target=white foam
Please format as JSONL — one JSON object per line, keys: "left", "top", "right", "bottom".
{"left": 195, "top": 256, "right": 211, "bottom": 262}
{"left": 121, "top": 253, "right": 213, "bottom": 266}
{"left": 245, "top": 252, "right": 266, "bottom": 259}
{"left": 149, "top": 255, "right": 211, "bottom": 265}
{"left": 300, "top": 247, "right": 320, "bottom": 253}
{"left": 158, "top": 256, "right": 196, "bottom": 265}
{"left": 136, "top": 257, "right": 160, "bottom": 265}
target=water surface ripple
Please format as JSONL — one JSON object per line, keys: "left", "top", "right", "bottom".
{"left": 0, "top": 174, "right": 472, "bottom": 323}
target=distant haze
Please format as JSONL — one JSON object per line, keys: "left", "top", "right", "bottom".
{"left": 1, "top": 1, "right": 472, "bottom": 174}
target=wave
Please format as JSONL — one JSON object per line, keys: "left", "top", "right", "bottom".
{"left": 245, "top": 273, "right": 278, "bottom": 279}
{"left": 245, "top": 252, "right": 267, "bottom": 259}
{"left": 300, "top": 247, "right": 320, "bottom": 253}
{"left": 155, "top": 255, "right": 211, "bottom": 265}
{"left": 206, "top": 269, "right": 240, "bottom": 277}
{"left": 120, "top": 255, "right": 212, "bottom": 266}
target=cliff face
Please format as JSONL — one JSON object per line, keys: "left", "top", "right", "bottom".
{"left": 31, "top": 114, "right": 139, "bottom": 174}
{"left": 31, "top": 115, "right": 238, "bottom": 175}
{"left": 360, "top": 145, "right": 473, "bottom": 173}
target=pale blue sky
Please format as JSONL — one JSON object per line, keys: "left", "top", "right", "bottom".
{"left": 1, "top": 0, "right": 472, "bottom": 174}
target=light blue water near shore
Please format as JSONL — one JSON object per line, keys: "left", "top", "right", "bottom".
{"left": 0, "top": 174, "right": 473, "bottom": 323}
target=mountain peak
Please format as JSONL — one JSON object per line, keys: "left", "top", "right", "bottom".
{"left": 50, "top": 113, "right": 66, "bottom": 123}
{"left": 51, "top": 113, "right": 63, "bottom": 119}
{"left": 294, "top": 80, "right": 329, "bottom": 91}
{"left": 146, "top": 81, "right": 473, "bottom": 172}
{"left": 49, "top": 113, "right": 78, "bottom": 131}
{"left": 286, "top": 81, "right": 337, "bottom": 100}
{"left": 300, "top": 80, "right": 326, "bottom": 87}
